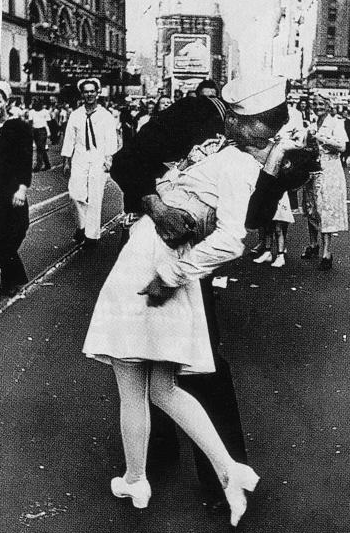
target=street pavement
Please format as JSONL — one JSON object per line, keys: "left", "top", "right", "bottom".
{"left": 1, "top": 160, "right": 350, "bottom": 531}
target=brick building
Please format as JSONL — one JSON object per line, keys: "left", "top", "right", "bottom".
{"left": 1, "top": 0, "right": 127, "bottom": 102}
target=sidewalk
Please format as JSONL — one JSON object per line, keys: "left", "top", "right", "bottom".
{"left": 1, "top": 216, "right": 350, "bottom": 532}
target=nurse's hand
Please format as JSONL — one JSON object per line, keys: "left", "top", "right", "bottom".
{"left": 138, "top": 275, "right": 176, "bottom": 306}
{"left": 103, "top": 155, "right": 113, "bottom": 172}
{"left": 12, "top": 185, "right": 27, "bottom": 207}
{"left": 264, "top": 136, "right": 305, "bottom": 177}
{"left": 142, "top": 194, "right": 195, "bottom": 248}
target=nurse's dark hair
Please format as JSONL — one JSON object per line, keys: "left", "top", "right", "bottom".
{"left": 253, "top": 102, "right": 289, "bottom": 129}
{"left": 231, "top": 102, "right": 289, "bottom": 131}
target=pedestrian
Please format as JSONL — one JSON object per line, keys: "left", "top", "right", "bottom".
{"left": 0, "top": 81, "right": 33, "bottom": 297}
{"left": 253, "top": 194, "right": 294, "bottom": 268}
{"left": 83, "top": 76, "right": 304, "bottom": 526}
{"left": 108, "top": 102, "right": 123, "bottom": 151}
{"left": 58, "top": 103, "right": 70, "bottom": 140}
{"left": 48, "top": 102, "right": 60, "bottom": 145}
{"left": 152, "top": 94, "right": 172, "bottom": 117}
{"left": 296, "top": 97, "right": 315, "bottom": 128}
{"left": 301, "top": 94, "right": 348, "bottom": 270}
{"left": 195, "top": 79, "right": 220, "bottom": 98}
{"left": 136, "top": 100, "right": 156, "bottom": 132}
{"left": 119, "top": 98, "right": 136, "bottom": 146}
{"left": 28, "top": 99, "right": 51, "bottom": 172}
{"left": 61, "top": 78, "right": 118, "bottom": 247}
{"left": 341, "top": 107, "right": 350, "bottom": 166}
{"left": 252, "top": 102, "right": 306, "bottom": 267}
{"left": 173, "top": 88, "right": 183, "bottom": 102}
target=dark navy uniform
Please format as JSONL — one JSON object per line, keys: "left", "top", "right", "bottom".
{"left": 0, "top": 118, "right": 32, "bottom": 294}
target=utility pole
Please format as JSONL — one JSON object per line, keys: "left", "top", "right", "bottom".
{"left": 0, "top": 3, "right": 3, "bottom": 79}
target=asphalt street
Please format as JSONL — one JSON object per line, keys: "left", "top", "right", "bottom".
{"left": 1, "top": 152, "right": 350, "bottom": 532}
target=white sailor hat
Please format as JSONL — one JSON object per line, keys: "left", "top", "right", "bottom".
{"left": 222, "top": 75, "right": 287, "bottom": 115}
{"left": 0, "top": 81, "right": 11, "bottom": 101}
{"left": 77, "top": 77, "right": 101, "bottom": 93}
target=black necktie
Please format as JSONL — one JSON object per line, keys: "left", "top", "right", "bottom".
{"left": 85, "top": 111, "right": 97, "bottom": 151}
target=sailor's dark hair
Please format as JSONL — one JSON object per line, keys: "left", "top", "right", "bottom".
{"left": 195, "top": 79, "right": 219, "bottom": 97}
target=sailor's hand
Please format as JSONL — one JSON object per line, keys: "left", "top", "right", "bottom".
{"left": 142, "top": 195, "right": 195, "bottom": 248}
{"left": 138, "top": 275, "right": 176, "bottom": 306}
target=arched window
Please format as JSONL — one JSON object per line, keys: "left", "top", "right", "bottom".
{"left": 58, "top": 8, "right": 71, "bottom": 37}
{"left": 9, "top": 0, "right": 15, "bottom": 15}
{"left": 81, "top": 20, "right": 92, "bottom": 46}
{"left": 29, "top": 0, "right": 41, "bottom": 23}
{"left": 9, "top": 48, "right": 21, "bottom": 82}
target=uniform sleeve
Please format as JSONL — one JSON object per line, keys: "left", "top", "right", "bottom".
{"left": 333, "top": 119, "right": 348, "bottom": 146}
{"left": 156, "top": 157, "right": 258, "bottom": 286}
{"left": 245, "top": 170, "right": 284, "bottom": 229}
{"left": 60, "top": 114, "right": 76, "bottom": 158}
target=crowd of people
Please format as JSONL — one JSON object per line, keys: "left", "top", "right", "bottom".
{"left": 251, "top": 92, "right": 349, "bottom": 270}
{"left": 0, "top": 72, "right": 350, "bottom": 527}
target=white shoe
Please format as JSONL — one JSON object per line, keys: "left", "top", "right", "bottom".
{"left": 253, "top": 251, "right": 272, "bottom": 264}
{"left": 111, "top": 475, "right": 151, "bottom": 509}
{"left": 223, "top": 462, "right": 260, "bottom": 527}
{"left": 271, "top": 254, "right": 285, "bottom": 268}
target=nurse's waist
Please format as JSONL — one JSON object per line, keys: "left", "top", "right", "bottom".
{"left": 160, "top": 189, "right": 215, "bottom": 222}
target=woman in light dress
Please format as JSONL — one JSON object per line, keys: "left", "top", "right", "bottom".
{"left": 302, "top": 94, "right": 348, "bottom": 270}
{"left": 83, "top": 137, "right": 262, "bottom": 527}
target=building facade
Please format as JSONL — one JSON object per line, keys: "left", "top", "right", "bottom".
{"left": 1, "top": 0, "right": 127, "bottom": 102}
{"left": 306, "top": 0, "right": 350, "bottom": 103}
{"left": 156, "top": 2, "right": 223, "bottom": 96}
{"left": 1, "top": 0, "right": 30, "bottom": 96}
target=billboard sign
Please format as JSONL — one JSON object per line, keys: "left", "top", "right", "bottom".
{"left": 30, "top": 81, "right": 60, "bottom": 94}
{"left": 172, "top": 34, "right": 211, "bottom": 74}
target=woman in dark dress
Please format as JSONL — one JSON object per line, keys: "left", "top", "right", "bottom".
{"left": 0, "top": 82, "right": 33, "bottom": 297}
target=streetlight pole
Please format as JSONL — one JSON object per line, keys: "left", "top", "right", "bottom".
{"left": 0, "top": 6, "right": 3, "bottom": 79}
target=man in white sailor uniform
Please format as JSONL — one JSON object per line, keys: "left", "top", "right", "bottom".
{"left": 61, "top": 78, "right": 118, "bottom": 247}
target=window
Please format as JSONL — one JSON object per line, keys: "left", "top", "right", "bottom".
{"left": 58, "top": 8, "right": 71, "bottom": 37}
{"left": 116, "top": 34, "right": 120, "bottom": 54}
{"left": 81, "top": 20, "right": 92, "bottom": 46}
{"left": 9, "top": 0, "right": 15, "bottom": 15}
{"left": 9, "top": 48, "right": 21, "bottom": 81}
{"left": 328, "top": 6, "right": 337, "bottom": 21}
{"left": 29, "top": 0, "right": 41, "bottom": 23}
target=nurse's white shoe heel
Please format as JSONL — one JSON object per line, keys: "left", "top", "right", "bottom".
{"left": 223, "top": 462, "right": 260, "bottom": 527}
{"left": 111, "top": 475, "right": 151, "bottom": 509}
